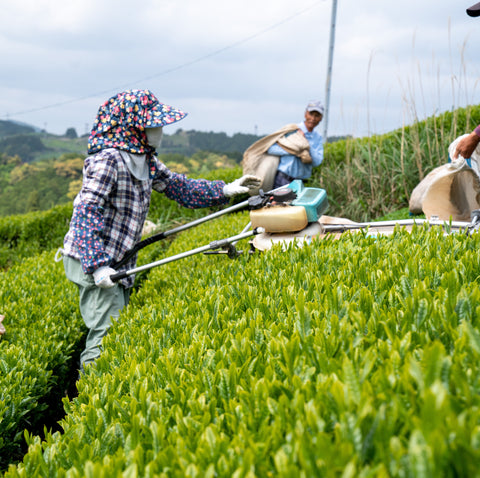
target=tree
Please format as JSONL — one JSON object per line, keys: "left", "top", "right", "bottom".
{"left": 65, "top": 127, "right": 78, "bottom": 139}
{"left": 26, "top": 190, "right": 41, "bottom": 212}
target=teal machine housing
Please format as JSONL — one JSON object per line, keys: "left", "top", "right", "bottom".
{"left": 287, "top": 180, "right": 329, "bottom": 222}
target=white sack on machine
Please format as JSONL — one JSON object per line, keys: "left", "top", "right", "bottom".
{"left": 409, "top": 135, "right": 480, "bottom": 221}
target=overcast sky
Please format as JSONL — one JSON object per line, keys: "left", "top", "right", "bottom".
{"left": 1, "top": 0, "right": 479, "bottom": 140}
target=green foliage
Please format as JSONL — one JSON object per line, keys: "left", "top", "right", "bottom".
{"left": 0, "top": 152, "right": 84, "bottom": 216}
{"left": 4, "top": 212, "right": 480, "bottom": 476}
{"left": 0, "top": 135, "right": 47, "bottom": 163}
{"left": 64, "top": 128, "right": 78, "bottom": 140}
{"left": 162, "top": 151, "right": 239, "bottom": 176}
{"left": 161, "top": 129, "right": 262, "bottom": 157}
{"left": 0, "top": 204, "right": 73, "bottom": 268}
{"left": 3, "top": 110, "right": 480, "bottom": 476}
{"left": 0, "top": 251, "right": 85, "bottom": 470}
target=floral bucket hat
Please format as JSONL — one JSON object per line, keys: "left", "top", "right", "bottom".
{"left": 87, "top": 89, "right": 187, "bottom": 156}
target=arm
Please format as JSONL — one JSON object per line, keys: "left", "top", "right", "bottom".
{"left": 308, "top": 133, "right": 324, "bottom": 167}
{"left": 267, "top": 142, "right": 290, "bottom": 157}
{"left": 453, "top": 126, "right": 480, "bottom": 159}
{"left": 160, "top": 172, "right": 230, "bottom": 209}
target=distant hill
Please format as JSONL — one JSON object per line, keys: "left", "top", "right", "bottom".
{"left": 0, "top": 119, "right": 37, "bottom": 137}
{"left": 0, "top": 119, "right": 351, "bottom": 216}
{"left": 0, "top": 120, "right": 265, "bottom": 163}
{"left": 0, "top": 119, "right": 348, "bottom": 164}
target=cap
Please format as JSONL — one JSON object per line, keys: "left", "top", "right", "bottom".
{"left": 306, "top": 100, "right": 324, "bottom": 115}
{"left": 467, "top": 2, "right": 480, "bottom": 16}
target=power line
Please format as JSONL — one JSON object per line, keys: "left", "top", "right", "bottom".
{"left": 3, "top": 1, "right": 325, "bottom": 119}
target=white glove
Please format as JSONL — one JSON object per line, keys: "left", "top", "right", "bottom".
{"left": 93, "top": 266, "right": 117, "bottom": 289}
{"left": 223, "top": 175, "right": 262, "bottom": 197}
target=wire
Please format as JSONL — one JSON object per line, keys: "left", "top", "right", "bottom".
{"left": 2, "top": 1, "right": 324, "bottom": 119}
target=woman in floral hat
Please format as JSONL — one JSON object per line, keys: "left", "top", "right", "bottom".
{"left": 61, "top": 89, "right": 260, "bottom": 373}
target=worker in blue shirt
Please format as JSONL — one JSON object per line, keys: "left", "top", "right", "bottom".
{"left": 268, "top": 101, "right": 324, "bottom": 188}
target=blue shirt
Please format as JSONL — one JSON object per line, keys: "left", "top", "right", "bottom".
{"left": 267, "top": 121, "right": 323, "bottom": 179}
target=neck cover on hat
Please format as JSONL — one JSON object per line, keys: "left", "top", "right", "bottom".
{"left": 118, "top": 151, "right": 150, "bottom": 181}
{"left": 87, "top": 89, "right": 186, "bottom": 158}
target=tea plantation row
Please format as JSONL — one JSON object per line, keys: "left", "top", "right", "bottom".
{"left": 0, "top": 167, "right": 239, "bottom": 472}
{"left": 3, "top": 210, "right": 480, "bottom": 476}
{"left": 0, "top": 250, "right": 85, "bottom": 469}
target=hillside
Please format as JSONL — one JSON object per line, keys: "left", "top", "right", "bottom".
{"left": 0, "top": 119, "right": 352, "bottom": 217}
{"left": 0, "top": 120, "right": 264, "bottom": 216}
{"left": 3, "top": 106, "right": 480, "bottom": 475}
{"left": 0, "top": 120, "right": 263, "bottom": 163}
{"left": 2, "top": 104, "right": 480, "bottom": 220}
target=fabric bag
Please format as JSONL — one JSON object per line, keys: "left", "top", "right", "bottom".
{"left": 242, "top": 124, "right": 306, "bottom": 194}
{"left": 409, "top": 158, "right": 480, "bottom": 221}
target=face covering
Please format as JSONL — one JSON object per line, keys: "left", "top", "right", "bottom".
{"left": 146, "top": 127, "right": 164, "bottom": 150}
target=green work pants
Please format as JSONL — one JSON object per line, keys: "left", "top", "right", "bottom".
{"left": 63, "top": 256, "right": 130, "bottom": 371}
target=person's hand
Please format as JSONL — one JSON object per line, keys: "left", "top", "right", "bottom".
{"left": 223, "top": 175, "right": 262, "bottom": 197}
{"left": 93, "top": 266, "right": 117, "bottom": 289}
{"left": 0, "top": 315, "right": 5, "bottom": 335}
{"left": 453, "top": 131, "right": 480, "bottom": 159}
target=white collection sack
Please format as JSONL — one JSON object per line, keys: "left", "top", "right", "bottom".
{"left": 409, "top": 135, "right": 480, "bottom": 221}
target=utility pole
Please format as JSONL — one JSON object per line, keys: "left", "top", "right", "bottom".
{"left": 323, "top": 0, "right": 338, "bottom": 143}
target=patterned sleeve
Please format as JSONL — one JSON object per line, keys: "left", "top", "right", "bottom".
{"left": 70, "top": 202, "right": 112, "bottom": 273}
{"left": 70, "top": 152, "right": 118, "bottom": 273}
{"left": 154, "top": 169, "right": 230, "bottom": 209}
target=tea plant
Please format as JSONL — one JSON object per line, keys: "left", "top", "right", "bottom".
{"left": 0, "top": 251, "right": 85, "bottom": 470}
{"left": 0, "top": 204, "right": 72, "bottom": 269}
{"left": 5, "top": 212, "right": 480, "bottom": 477}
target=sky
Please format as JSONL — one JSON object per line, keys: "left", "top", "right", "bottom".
{"left": 1, "top": 0, "right": 480, "bottom": 140}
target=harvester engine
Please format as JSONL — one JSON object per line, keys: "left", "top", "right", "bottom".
{"left": 248, "top": 180, "right": 329, "bottom": 233}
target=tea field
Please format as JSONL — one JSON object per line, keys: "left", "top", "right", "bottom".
{"left": 2, "top": 206, "right": 480, "bottom": 477}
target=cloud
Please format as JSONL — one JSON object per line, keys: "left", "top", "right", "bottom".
{"left": 1, "top": 0, "right": 480, "bottom": 139}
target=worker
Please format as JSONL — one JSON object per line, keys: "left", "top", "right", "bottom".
{"left": 269, "top": 101, "right": 324, "bottom": 188}
{"left": 452, "top": 2, "right": 480, "bottom": 159}
{"left": 61, "top": 89, "right": 260, "bottom": 372}
{"left": 0, "top": 314, "right": 5, "bottom": 335}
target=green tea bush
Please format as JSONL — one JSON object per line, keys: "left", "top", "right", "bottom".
{"left": 6, "top": 212, "right": 480, "bottom": 477}
{"left": 0, "top": 204, "right": 72, "bottom": 268}
{"left": 0, "top": 251, "right": 85, "bottom": 470}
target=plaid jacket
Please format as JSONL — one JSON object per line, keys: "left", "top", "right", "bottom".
{"left": 63, "top": 148, "right": 228, "bottom": 288}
